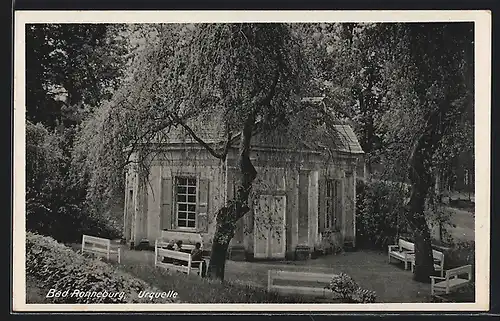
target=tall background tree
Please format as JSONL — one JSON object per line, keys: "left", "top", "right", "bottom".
{"left": 26, "top": 23, "right": 129, "bottom": 241}
{"left": 401, "top": 23, "right": 473, "bottom": 282}
{"left": 300, "top": 22, "right": 474, "bottom": 281}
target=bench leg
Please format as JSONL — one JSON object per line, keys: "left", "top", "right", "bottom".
{"left": 404, "top": 261, "right": 408, "bottom": 270}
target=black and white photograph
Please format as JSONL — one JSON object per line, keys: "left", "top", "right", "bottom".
{"left": 13, "top": 10, "right": 491, "bottom": 312}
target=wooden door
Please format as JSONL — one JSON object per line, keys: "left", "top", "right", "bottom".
{"left": 254, "top": 195, "right": 286, "bottom": 259}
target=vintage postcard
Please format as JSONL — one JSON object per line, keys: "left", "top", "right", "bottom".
{"left": 13, "top": 10, "right": 491, "bottom": 312}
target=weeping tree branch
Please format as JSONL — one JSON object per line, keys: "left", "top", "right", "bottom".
{"left": 171, "top": 114, "right": 229, "bottom": 160}
{"left": 252, "top": 62, "right": 281, "bottom": 110}
{"left": 221, "top": 122, "right": 232, "bottom": 158}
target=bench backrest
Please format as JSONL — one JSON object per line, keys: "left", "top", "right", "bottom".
{"left": 156, "top": 248, "right": 192, "bottom": 262}
{"left": 156, "top": 238, "right": 201, "bottom": 250}
{"left": 268, "top": 270, "right": 335, "bottom": 297}
{"left": 182, "top": 244, "right": 196, "bottom": 251}
{"left": 432, "top": 249, "right": 444, "bottom": 262}
{"left": 156, "top": 239, "right": 198, "bottom": 253}
{"left": 82, "top": 235, "right": 111, "bottom": 247}
{"left": 445, "top": 265, "right": 472, "bottom": 279}
{"left": 268, "top": 270, "right": 334, "bottom": 284}
{"left": 398, "top": 239, "right": 414, "bottom": 251}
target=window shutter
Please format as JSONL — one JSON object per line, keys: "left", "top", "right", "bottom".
{"left": 318, "top": 178, "right": 326, "bottom": 233}
{"left": 161, "top": 178, "right": 173, "bottom": 230}
{"left": 335, "top": 180, "right": 342, "bottom": 231}
{"left": 197, "top": 178, "right": 209, "bottom": 233}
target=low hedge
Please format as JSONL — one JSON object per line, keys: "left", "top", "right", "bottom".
{"left": 355, "top": 179, "right": 409, "bottom": 250}
{"left": 26, "top": 232, "right": 180, "bottom": 304}
{"left": 442, "top": 240, "right": 475, "bottom": 270}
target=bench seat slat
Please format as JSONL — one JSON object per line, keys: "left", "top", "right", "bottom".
{"left": 390, "top": 251, "right": 411, "bottom": 258}
{"left": 270, "top": 285, "right": 331, "bottom": 297}
{"left": 156, "top": 261, "right": 201, "bottom": 272}
{"left": 434, "top": 278, "right": 469, "bottom": 289}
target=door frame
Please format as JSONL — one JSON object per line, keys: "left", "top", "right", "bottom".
{"left": 253, "top": 194, "right": 287, "bottom": 259}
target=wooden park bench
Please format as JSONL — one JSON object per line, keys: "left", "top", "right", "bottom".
{"left": 159, "top": 232, "right": 204, "bottom": 251}
{"left": 430, "top": 265, "right": 472, "bottom": 296}
{"left": 388, "top": 239, "right": 414, "bottom": 270}
{"left": 154, "top": 239, "right": 204, "bottom": 276}
{"left": 81, "top": 234, "right": 121, "bottom": 263}
{"left": 411, "top": 249, "right": 445, "bottom": 277}
{"left": 267, "top": 270, "right": 335, "bottom": 299}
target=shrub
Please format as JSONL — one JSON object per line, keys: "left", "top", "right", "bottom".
{"left": 326, "top": 273, "right": 377, "bottom": 303}
{"left": 425, "top": 194, "right": 457, "bottom": 246}
{"left": 327, "top": 273, "right": 359, "bottom": 299}
{"left": 26, "top": 121, "right": 122, "bottom": 244}
{"left": 350, "top": 288, "right": 378, "bottom": 303}
{"left": 355, "top": 179, "right": 410, "bottom": 250}
{"left": 26, "top": 232, "right": 179, "bottom": 304}
{"left": 443, "top": 240, "right": 475, "bottom": 270}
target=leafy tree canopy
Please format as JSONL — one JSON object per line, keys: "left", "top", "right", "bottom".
{"left": 26, "top": 23, "right": 129, "bottom": 128}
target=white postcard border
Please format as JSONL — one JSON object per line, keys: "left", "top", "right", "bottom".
{"left": 13, "top": 10, "right": 491, "bottom": 312}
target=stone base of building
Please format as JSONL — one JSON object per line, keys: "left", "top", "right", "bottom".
{"left": 228, "top": 244, "right": 247, "bottom": 261}
{"left": 343, "top": 241, "right": 356, "bottom": 252}
{"left": 134, "top": 239, "right": 153, "bottom": 251}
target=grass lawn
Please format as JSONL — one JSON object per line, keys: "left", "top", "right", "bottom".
{"left": 430, "top": 206, "right": 475, "bottom": 243}
{"left": 114, "top": 261, "right": 313, "bottom": 303}
{"left": 65, "top": 243, "right": 313, "bottom": 303}
{"left": 92, "top": 245, "right": 434, "bottom": 303}
{"left": 224, "top": 251, "right": 434, "bottom": 303}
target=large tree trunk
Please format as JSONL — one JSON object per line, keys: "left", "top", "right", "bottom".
{"left": 207, "top": 211, "right": 233, "bottom": 280}
{"left": 406, "top": 171, "right": 435, "bottom": 282}
{"left": 406, "top": 110, "right": 446, "bottom": 283}
{"left": 207, "top": 114, "right": 257, "bottom": 280}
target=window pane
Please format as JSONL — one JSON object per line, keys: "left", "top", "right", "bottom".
{"left": 178, "top": 211, "right": 187, "bottom": 219}
{"left": 175, "top": 176, "right": 198, "bottom": 229}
